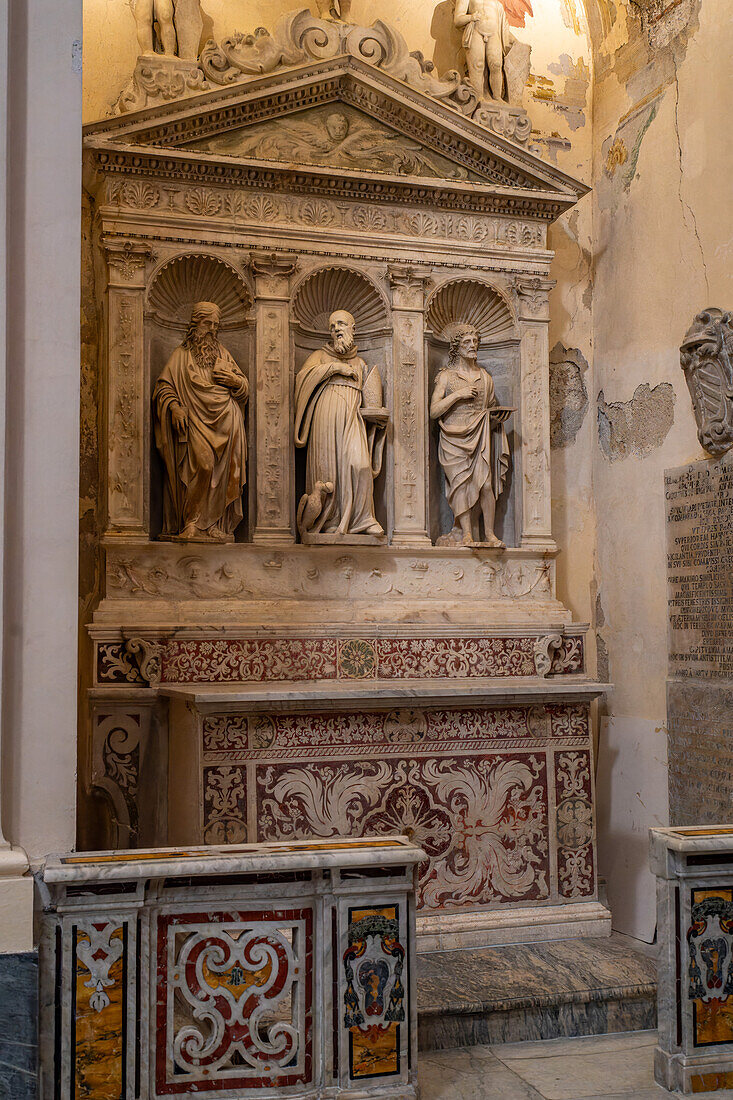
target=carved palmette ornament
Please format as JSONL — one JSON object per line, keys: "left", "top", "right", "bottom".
{"left": 680, "top": 308, "right": 733, "bottom": 457}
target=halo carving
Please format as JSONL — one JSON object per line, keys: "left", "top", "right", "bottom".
{"left": 427, "top": 279, "right": 516, "bottom": 343}
{"left": 292, "top": 267, "right": 390, "bottom": 337}
{"left": 148, "top": 254, "right": 252, "bottom": 331}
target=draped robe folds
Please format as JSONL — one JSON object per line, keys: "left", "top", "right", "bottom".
{"left": 153, "top": 342, "right": 248, "bottom": 536}
{"left": 436, "top": 367, "right": 510, "bottom": 520}
{"left": 294, "top": 346, "right": 386, "bottom": 535}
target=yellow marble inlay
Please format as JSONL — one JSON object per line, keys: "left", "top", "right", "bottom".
{"left": 672, "top": 828, "right": 733, "bottom": 838}
{"left": 74, "top": 929, "right": 125, "bottom": 1100}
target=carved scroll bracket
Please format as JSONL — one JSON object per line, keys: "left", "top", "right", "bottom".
{"left": 90, "top": 702, "right": 156, "bottom": 850}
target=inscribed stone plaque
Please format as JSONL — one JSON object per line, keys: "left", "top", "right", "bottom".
{"left": 666, "top": 454, "right": 733, "bottom": 680}
{"left": 666, "top": 453, "right": 733, "bottom": 824}
{"left": 667, "top": 680, "right": 733, "bottom": 825}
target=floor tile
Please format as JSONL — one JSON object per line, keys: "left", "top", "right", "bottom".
{"left": 419, "top": 1045, "right": 544, "bottom": 1100}
{"left": 487, "top": 1042, "right": 655, "bottom": 1099}
{"left": 492, "top": 1029, "right": 658, "bottom": 1060}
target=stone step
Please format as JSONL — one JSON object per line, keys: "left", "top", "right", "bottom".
{"left": 417, "top": 934, "right": 657, "bottom": 1051}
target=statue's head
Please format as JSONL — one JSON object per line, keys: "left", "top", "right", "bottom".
{"left": 446, "top": 322, "right": 480, "bottom": 366}
{"left": 186, "top": 301, "right": 221, "bottom": 344}
{"left": 330, "top": 310, "right": 356, "bottom": 354}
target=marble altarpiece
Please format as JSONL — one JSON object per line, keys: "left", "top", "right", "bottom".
{"left": 81, "top": 6, "right": 609, "bottom": 952}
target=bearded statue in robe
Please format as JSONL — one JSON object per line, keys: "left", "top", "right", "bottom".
{"left": 430, "top": 323, "right": 511, "bottom": 547}
{"left": 294, "top": 311, "right": 388, "bottom": 540}
{"left": 153, "top": 302, "right": 248, "bottom": 542}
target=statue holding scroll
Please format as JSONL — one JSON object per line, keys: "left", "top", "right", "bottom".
{"left": 153, "top": 302, "right": 248, "bottom": 543}
{"left": 430, "top": 323, "right": 512, "bottom": 547}
{"left": 294, "top": 311, "right": 388, "bottom": 540}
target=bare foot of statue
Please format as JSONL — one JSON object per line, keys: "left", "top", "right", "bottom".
{"left": 483, "top": 532, "right": 506, "bottom": 549}
{"left": 365, "top": 521, "right": 385, "bottom": 536}
{"left": 180, "top": 522, "right": 200, "bottom": 540}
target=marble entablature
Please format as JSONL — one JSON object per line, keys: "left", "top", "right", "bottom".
{"left": 81, "top": 5, "right": 605, "bottom": 950}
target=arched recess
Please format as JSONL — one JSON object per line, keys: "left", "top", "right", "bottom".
{"left": 147, "top": 253, "right": 252, "bottom": 332}
{"left": 425, "top": 278, "right": 520, "bottom": 547}
{"left": 291, "top": 265, "right": 391, "bottom": 339}
{"left": 290, "top": 265, "right": 393, "bottom": 537}
{"left": 146, "top": 254, "right": 254, "bottom": 541}
{"left": 426, "top": 278, "right": 518, "bottom": 343}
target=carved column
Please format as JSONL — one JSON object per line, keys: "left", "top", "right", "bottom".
{"left": 389, "top": 266, "right": 432, "bottom": 547}
{"left": 105, "top": 239, "right": 153, "bottom": 538}
{"left": 249, "top": 252, "right": 299, "bottom": 544}
{"left": 515, "top": 277, "right": 555, "bottom": 549}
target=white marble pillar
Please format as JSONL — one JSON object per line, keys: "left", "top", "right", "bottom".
{"left": 515, "top": 277, "right": 555, "bottom": 549}
{"left": 105, "top": 239, "right": 152, "bottom": 538}
{"left": 389, "top": 266, "right": 432, "bottom": 547}
{"left": 249, "top": 252, "right": 298, "bottom": 544}
{"left": 0, "top": 0, "right": 82, "bottom": 951}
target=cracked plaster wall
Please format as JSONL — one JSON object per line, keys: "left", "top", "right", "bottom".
{"left": 590, "top": 0, "right": 732, "bottom": 939}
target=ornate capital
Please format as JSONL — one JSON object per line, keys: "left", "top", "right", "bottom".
{"left": 104, "top": 238, "right": 155, "bottom": 285}
{"left": 388, "top": 265, "right": 433, "bottom": 311}
{"left": 249, "top": 251, "right": 299, "bottom": 298}
{"left": 512, "top": 276, "right": 555, "bottom": 321}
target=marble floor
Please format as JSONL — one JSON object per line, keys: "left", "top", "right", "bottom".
{"left": 418, "top": 1030, "right": 733, "bottom": 1099}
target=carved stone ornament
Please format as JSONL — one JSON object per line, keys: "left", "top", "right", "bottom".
{"left": 454, "top": 0, "right": 532, "bottom": 111}
{"left": 116, "top": 7, "right": 532, "bottom": 145}
{"left": 680, "top": 307, "right": 733, "bottom": 457}
{"left": 295, "top": 310, "right": 388, "bottom": 542}
{"left": 153, "top": 301, "right": 249, "bottom": 542}
{"left": 430, "top": 323, "right": 512, "bottom": 548}
{"left": 131, "top": 0, "right": 203, "bottom": 60}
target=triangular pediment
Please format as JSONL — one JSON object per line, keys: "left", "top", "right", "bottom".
{"left": 180, "top": 102, "right": 486, "bottom": 184}
{"left": 84, "top": 52, "right": 589, "bottom": 216}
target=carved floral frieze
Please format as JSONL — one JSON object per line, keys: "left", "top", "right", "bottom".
{"left": 95, "top": 632, "right": 583, "bottom": 685}
{"left": 104, "top": 175, "right": 546, "bottom": 249}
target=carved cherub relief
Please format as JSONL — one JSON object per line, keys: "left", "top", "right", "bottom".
{"left": 294, "top": 311, "right": 388, "bottom": 541}
{"left": 153, "top": 302, "right": 249, "bottom": 542}
{"left": 196, "top": 106, "right": 472, "bottom": 181}
{"left": 680, "top": 308, "right": 733, "bottom": 457}
{"left": 430, "top": 323, "right": 512, "bottom": 547}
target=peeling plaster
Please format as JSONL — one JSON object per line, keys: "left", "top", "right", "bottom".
{"left": 550, "top": 343, "right": 590, "bottom": 447}
{"left": 597, "top": 382, "right": 676, "bottom": 461}
{"left": 596, "top": 633, "right": 610, "bottom": 682}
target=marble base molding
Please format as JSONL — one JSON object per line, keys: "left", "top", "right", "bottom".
{"left": 39, "top": 837, "right": 423, "bottom": 1100}
{"left": 651, "top": 826, "right": 733, "bottom": 1095}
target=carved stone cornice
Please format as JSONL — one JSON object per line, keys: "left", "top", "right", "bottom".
{"left": 104, "top": 237, "right": 155, "bottom": 285}
{"left": 388, "top": 266, "right": 433, "bottom": 311}
{"left": 88, "top": 145, "right": 571, "bottom": 223}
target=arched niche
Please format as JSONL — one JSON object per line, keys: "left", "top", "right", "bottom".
{"left": 146, "top": 253, "right": 254, "bottom": 541}
{"left": 290, "top": 266, "right": 393, "bottom": 538}
{"left": 425, "top": 278, "right": 521, "bottom": 547}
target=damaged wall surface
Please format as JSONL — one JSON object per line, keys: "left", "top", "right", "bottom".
{"left": 591, "top": 0, "right": 733, "bottom": 939}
